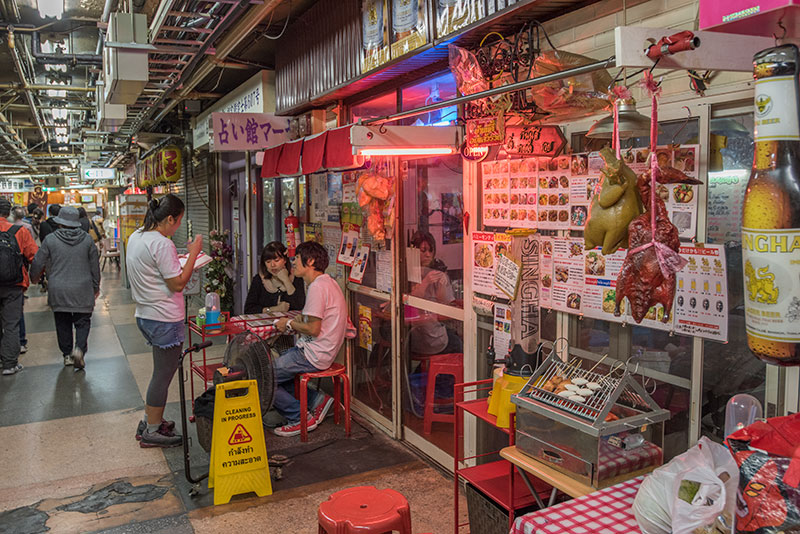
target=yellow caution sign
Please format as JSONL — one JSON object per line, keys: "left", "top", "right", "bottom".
{"left": 208, "top": 379, "right": 272, "bottom": 505}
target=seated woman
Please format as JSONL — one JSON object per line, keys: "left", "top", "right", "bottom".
{"left": 408, "top": 231, "right": 462, "bottom": 356}
{"left": 244, "top": 241, "right": 306, "bottom": 314}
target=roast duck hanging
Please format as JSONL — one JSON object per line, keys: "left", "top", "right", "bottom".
{"left": 614, "top": 162, "right": 700, "bottom": 323}
{"left": 584, "top": 148, "right": 644, "bottom": 255}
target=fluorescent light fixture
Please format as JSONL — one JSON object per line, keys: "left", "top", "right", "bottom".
{"left": 357, "top": 147, "right": 458, "bottom": 156}
{"left": 38, "top": 0, "right": 63, "bottom": 20}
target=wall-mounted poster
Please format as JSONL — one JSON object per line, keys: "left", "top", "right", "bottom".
{"left": 390, "top": 0, "right": 427, "bottom": 59}
{"left": 436, "top": 0, "right": 483, "bottom": 38}
{"left": 362, "top": 0, "right": 390, "bottom": 72}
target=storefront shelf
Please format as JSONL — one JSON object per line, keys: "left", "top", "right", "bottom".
{"left": 458, "top": 460, "right": 544, "bottom": 511}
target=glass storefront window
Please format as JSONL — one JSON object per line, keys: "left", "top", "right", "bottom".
{"left": 400, "top": 72, "right": 458, "bottom": 126}
{"left": 403, "top": 155, "right": 465, "bottom": 306}
{"left": 703, "top": 112, "right": 765, "bottom": 442}
{"left": 279, "top": 177, "right": 298, "bottom": 246}
{"left": 352, "top": 293, "right": 393, "bottom": 420}
{"left": 263, "top": 178, "right": 276, "bottom": 245}
{"left": 351, "top": 91, "right": 397, "bottom": 122}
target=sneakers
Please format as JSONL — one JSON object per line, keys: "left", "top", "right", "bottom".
{"left": 72, "top": 347, "right": 85, "bottom": 370}
{"left": 63, "top": 354, "right": 74, "bottom": 366}
{"left": 19, "top": 345, "right": 27, "bottom": 354}
{"left": 273, "top": 414, "right": 318, "bottom": 437}
{"left": 2, "top": 364, "right": 23, "bottom": 376}
{"left": 135, "top": 419, "right": 176, "bottom": 441}
{"left": 139, "top": 425, "right": 183, "bottom": 448}
{"left": 312, "top": 394, "right": 335, "bottom": 422}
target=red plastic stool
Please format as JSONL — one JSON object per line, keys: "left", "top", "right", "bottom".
{"left": 318, "top": 485, "right": 412, "bottom": 534}
{"left": 423, "top": 353, "right": 463, "bottom": 435}
{"left": 295, "top": 362, "right": 351, "bottom": 442}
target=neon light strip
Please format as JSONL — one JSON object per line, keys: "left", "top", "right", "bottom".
{"left": 356, "top": 147, "right": 457, "bottom": 156}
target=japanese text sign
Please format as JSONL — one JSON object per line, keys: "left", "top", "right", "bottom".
{"left": 136, "top": 145, "right": 182, "bottom": 187}
{"left": 211, "top": 113, "right": 290, "bottom": 152}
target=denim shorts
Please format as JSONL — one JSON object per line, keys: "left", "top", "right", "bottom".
{"left": 136, "top": 318, "right": 185, "bottom": 349}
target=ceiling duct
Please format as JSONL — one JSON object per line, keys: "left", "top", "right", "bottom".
{"left": 103, "top": 12, "right": 149, "bottom": 105}
{"left": 31, "top": 32, "right": 102, "bottom": 66}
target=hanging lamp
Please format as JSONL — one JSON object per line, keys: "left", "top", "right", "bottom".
{"left": 586, "top": 100, "right": 653, "bottom": 139}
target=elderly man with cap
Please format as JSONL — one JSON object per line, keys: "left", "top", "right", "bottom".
{"left": 0, "top": 197, "right": 37, "bottom": 376}
{"left": 31, "top": 206, "right": 100, "bottom": 370}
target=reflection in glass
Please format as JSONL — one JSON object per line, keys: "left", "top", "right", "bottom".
{"left": 352, "top": 293, "right": 393, "bottom": 421}
{"left": 263, "top": 179, "right": 276, "bottom": 245}
{"left": 703, "top": 112, "right": 765, "bottom": 442}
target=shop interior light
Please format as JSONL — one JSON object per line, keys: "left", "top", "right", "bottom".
{"left": 356, "top": 147, "right": 458, "bottom": 156}
{"left": 586, "top": 100, "right": 653, "bottom": 139}
{"left": 37, "top": 0, "right": 63, "bottom": 20}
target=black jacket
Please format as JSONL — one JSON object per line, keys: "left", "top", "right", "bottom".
{"left": 243, "top": 275, "right": 305, "bottom": 314}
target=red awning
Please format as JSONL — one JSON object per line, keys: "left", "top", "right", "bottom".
{"left": 260, "top": 145, "right": 282, "bottom": 178}
{"left": 300, "top": 131, "right": 327, "bottom": 175}
{"left": 260, "top": 125, "right": 364, "bottom": 178}
{"left": 276, "top": 138, "right": 303, "bottom": 176}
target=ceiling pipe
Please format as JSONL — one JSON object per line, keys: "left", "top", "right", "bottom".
{"left": 95, "top": 0, "right": 117, "bottom": 55}
{"left": 0, "top": 83, "right": 95, "bottom": 92}
{"left": 31, "top": 32, "right": 102, "bottom": 66}
{"left": 7, "top": 28, "right": 49, "bottom": 147}
{"left": 133, "top": 0, "right": 258, "bottom": 132}
{"left": 151, "top": 0, "right": 283, "bottom": 125}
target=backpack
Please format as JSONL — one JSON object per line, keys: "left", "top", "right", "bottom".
{"left": 0, "top": 226, "right": 23, "bottom": 286}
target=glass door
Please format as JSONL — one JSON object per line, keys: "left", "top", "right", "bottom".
{"left": 399, "top": 154, "right": 465, "bottom": 461}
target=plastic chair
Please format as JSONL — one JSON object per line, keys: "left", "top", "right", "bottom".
{"left": 295, "top": 362, "right": 351, "bottom": 442}
{"left": 100, "top": 237, "right": 120, "bottom": 270}
{"left": 318, "top": 485, "right": 412, "bottom": 534}
{"left": 422, "top": 353, "right": 463, "bottom": 435}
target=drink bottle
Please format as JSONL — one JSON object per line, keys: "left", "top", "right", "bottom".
{"left": 742, "top": 45, "right": 800, "bottom": 365}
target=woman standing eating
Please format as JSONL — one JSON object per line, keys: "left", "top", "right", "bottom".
{"left": 244, "top": 241, "right": 306, "bottom": 314}
{"left": 126, "top": 194, "right": 202, "bottom": 448}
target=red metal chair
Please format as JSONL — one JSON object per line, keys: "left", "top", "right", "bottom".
{"left": 295, "top": 362, "right": 351, "bottom": 442}
{"left": 318, "top": 485, "right": 412, "bottom": 534}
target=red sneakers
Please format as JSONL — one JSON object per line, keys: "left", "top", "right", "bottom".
{"left": 273, "top": 414, "right": 318, "bottom": 437}
{"left": 312, "top": 394, "right": 334, "bottom": 422}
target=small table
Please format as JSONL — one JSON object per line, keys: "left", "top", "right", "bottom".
{"left": 509, "top": 476, "right": 643, "bottom": 534}
{"left": 500, "top": 446, "right": 595, "bottom": 500}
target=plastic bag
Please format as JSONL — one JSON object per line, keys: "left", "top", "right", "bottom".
{"left": 530, "top": 50, "right": 613, "bottom": 118}
{"left": 448, "top": 44, "right": 488, "bottom": 97}
{"left": 633, "top": 437, "right": 739, "bottom": 534}
{"left": 727, "top": 412, "right": 800, "bottom": 533}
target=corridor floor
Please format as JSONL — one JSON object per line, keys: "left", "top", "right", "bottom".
{"left": 0, "top": 270, "right": 466, "bottom": 534}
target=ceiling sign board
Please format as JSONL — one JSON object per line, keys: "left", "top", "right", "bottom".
{"left": 210, "top": 112, "right": 290, "bottom": 152}
{"left": 466, "top": 116, "right": 505, "bottom": 147}
{"left": 503, "top": 125, "right": 566, "bottom": 157}
{"left": 81, "top": 167, "right": 116, "bottom": 181}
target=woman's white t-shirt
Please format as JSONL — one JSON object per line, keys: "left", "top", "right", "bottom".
{"left": 126, "top": 228, "right": 184, "bottom": 322}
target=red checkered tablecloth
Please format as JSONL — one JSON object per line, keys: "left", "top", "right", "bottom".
{"left": 598, "top": 439, "right": 662, "bottom": 480}
{"left": 229, "top": 311, "right": 301, "bottom": 340}
{"left": 511, "top": 477, "right": 643, "bottom": 534}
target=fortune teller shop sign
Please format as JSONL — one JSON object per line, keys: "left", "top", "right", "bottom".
{"left": 503, "top": 125, "right": 566, "bottom": 157}
{"left": 210, "top": 112, "right": 290, "bottom": 152}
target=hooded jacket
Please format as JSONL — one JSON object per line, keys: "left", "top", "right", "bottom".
{"left": 30, "top": 228, "right": 100, "bottom": 313}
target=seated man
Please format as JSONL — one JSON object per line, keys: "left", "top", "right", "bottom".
{"left": 273, "top": 241, "right": 347, "bottom": 437}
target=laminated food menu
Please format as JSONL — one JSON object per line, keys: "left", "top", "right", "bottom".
{"left": 539, "top": 236, "right": 553, "bottom": 309}
{"left": 481, "top": 160, "right": 510, "bottom": 227}
{"left": 673, "top": 244, "right": 729, "bottom": 342}
{"left": 536, "top": 156, "right": 571, "bottom": 230}
{"left": 568, "top": 152, "right": 604, "bottom": 231}
{"left": 550, "top": 238, "right": 586, "bottom": 313}
{"left": 472, "top": 231, "right": 512, "bottom": 299}
{"left": 508, "top": 158, "right": 538, "bottom": 229}
{"left": 581, "top": 247, "right": 628, "bottom": 321}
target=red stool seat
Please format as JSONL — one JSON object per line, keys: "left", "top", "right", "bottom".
{"left": 295, "top": 362, "right": 351, "bottom": 442}
{"left": 423, "top": 353, "right": 463, "bottom": 435}
{"left": 318, "top": 485, "right": 412, "bottom": 534}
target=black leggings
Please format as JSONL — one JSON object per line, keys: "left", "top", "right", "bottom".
{"left": 145, "top": 344, "right": 182, "bottom": 408}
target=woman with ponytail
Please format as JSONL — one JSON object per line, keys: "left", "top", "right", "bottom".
{"left": 126, "top": 194, "right": 203, "bottom": 448}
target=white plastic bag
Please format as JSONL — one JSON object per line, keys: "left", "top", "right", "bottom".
{"left": 633, "top": 437, "right": 739, "bottom": 534}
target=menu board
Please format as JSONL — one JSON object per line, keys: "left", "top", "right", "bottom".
{"left": 707, "top": 169, "right": 749, "bottom": 243}
{"left": 581, "top": 247, "right": 628, "bottom": 321}
{"left": 472, "top": 231, "right": 511, "bottom": 298}
{"left": 568, "top": 153, "right": 603, "bottom": 231}
{"left": 481, "top": 160, "right": 509, "bottom": 227}
{"left": 508, "top": 158, "right": 538, "bottom": 229}
{"left": 550, "top": 238, "right": 586, "bottom": 313}
{"left": 536, "top": 156, "right": 571, "bottom": 230}
{"left": 493, "top": 303, "right": 513, "bottom": 356}
{"left": 674, "top": 244, "right": 729, "bottom": 342}
{"left": 539, "top": 236, "right": 553, "bottom": 309}
{"left": 626, "top": 145, "right": 701, "bottom": 240}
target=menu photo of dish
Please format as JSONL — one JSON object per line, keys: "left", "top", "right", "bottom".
{"left": 664, "top": 145, "right": 700, "bottom": 240}
{"left": 482, "top": 160, "right": 510, "bottom": 227}
{"left": 568, "top": 153, "right": 597, "bottom": 230}
{"left": 551, "top": 238, "right": 585, "bottom": 313}
{"left": 472, "top": 231, "right": 497, "bottom": 296}
{"left": 581, "top": 247, "right": 628, "bottom": 322}
{"left": 537, "top": 156, "right": 571, "bottom": 230}
{"left": 509, "top": 158, "right": 537, "bottom": 229}
{"left": 539, "top": 236, "right": 553, "bottom": 309}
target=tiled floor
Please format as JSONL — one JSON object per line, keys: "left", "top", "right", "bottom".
{"left": 0, "top": 269, "right": 466, "bottom": 533}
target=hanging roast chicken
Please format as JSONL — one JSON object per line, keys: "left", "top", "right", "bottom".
{"left": 614, "top": 165, "right": 698, "bottom": 323}
{"left": 584, "top": 148, "right": 644, "bottom": 255}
